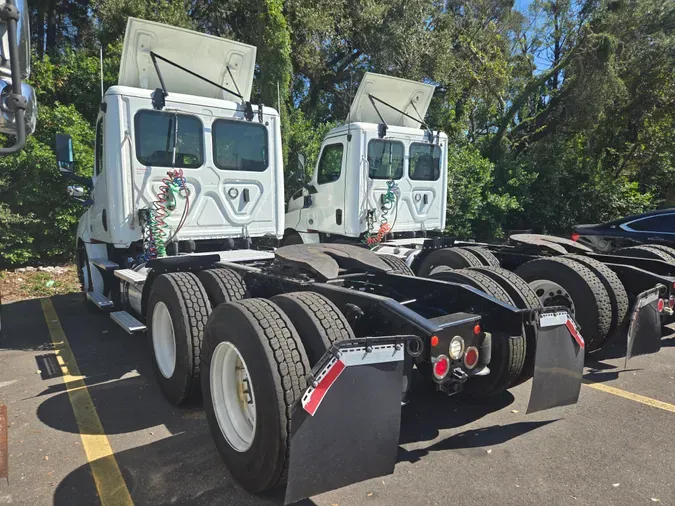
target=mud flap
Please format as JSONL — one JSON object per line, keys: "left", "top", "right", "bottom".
{"left": 626, "top": 286, "right": 662, "bottom": 365}
{"left": 527, "top": 311, "right": 584, "bottom": 414}
{"left": 284, "top": 339, "right": 406, "bottom": 505}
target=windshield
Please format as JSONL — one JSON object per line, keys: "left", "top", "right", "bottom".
{"left": 212, "top": 120, "right": 268, "bottom": 172}
{"left": 134, "top": 110, "right": 203, "bottom": 168}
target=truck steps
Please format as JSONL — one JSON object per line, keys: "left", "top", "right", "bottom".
{"left": 91, "top": 258, "right": 119, "bottom": 270}
{"left": 110, "top": 311, "right": 146, "bottom": 334}
{"left": 114, "top": 269, "right": 147, "bottom": 284}
{"left": 86, "top": 291, "right": 114, "bottom": 309}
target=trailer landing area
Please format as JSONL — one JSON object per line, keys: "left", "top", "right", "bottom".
{"left": 1, "top": 294, "right": 674, "bottom": 506}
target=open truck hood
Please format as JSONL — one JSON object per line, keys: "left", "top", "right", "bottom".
{"left": 348, "top": 72, "right": 435, "bottom": 128}
{"left": 119, "top": 17, "right": 256, "bottom": 102}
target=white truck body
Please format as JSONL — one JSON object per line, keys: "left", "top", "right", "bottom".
{"left": 75, "top": 18, "right": 283, "bottom": 255}
{"left": 285, "top": 73, "right": 447, "bottom": 240}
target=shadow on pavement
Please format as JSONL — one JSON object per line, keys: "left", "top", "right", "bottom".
{"left": 52, "top": 429, "right": 316, "bottom": 506}
{"left": 398, "top": 420, "right": 556, "bottom": 464}
{"left": 0, "top": 297, "right": 56, "bottom": 351}
{"left": 399, "top": 372, "right": 515, "bottom": 445}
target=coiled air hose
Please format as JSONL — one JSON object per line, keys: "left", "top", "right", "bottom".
{"left": 140, "top": 169, "right": 190, "bottom": 261}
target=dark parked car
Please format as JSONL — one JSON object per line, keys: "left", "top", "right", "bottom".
{"left": 572, "top": 208, "right": 675, "bottom": 253}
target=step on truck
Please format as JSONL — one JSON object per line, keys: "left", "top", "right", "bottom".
{"left": 57, "top": 19, "right": 586, "bottom": 503}
{"left": 283, "top": 72, "right": 667, "bottom": 369}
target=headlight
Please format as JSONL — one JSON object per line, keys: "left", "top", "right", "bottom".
{"left": 449, "top": 336, "right": 464, "bottom": 360}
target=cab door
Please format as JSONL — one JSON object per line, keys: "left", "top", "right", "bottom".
{"left": 305, "top": 138, "right": 347, "bottom": 235}
{"left": 90, "top": 116, "right": 112, "bottom": 241}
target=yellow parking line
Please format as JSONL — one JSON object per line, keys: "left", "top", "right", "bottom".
{"left": 40, "top": 298, "right": 134, "bottom": 506}
{"left": 584, "top": 380, "right": 675, "bottom": 414}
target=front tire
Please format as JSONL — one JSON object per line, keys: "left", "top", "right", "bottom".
{"left": 201, "top": 299, "right": 311, "bottom": 493}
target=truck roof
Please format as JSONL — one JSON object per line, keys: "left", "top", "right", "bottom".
{"left": 324, "top": 122, "right": 448, "bottom": 140}
{"left": 104, "top": 85, "right": 280, "bottom": 117}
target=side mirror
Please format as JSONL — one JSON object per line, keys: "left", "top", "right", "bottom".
{"left": 55, "top": 133, "right": 74, "bottom": 174}
{"left": 67, "top": 185, "right": 85, "bottom": 198}
{"left": 297, "top": 153, "right": 306, "bottom": 182}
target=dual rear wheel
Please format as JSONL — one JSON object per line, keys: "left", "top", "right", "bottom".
{"left": 147, "top": 267, "right": 353, "bottom": 494}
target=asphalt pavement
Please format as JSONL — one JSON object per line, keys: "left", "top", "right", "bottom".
{"left": 0, "top": 293, "right": 674, "bottom": 506}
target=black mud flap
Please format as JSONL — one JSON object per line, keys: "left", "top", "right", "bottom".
{"left": 284, "top": 338, "right": 407, "bottom": 505}
{"left": 527, "top": 311, "right": 584, "bottom": 414}
{"left": 626, "top": 286, "right": 663, "bottom": 365}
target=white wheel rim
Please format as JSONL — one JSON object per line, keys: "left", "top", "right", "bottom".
{"left": 529, "top": 279, "right": 576, "bottom": 316}
{"left": 210, "top": 341, "right": 256, "bottom": 452}
{"left": 152, "top": 302, "right": 177, "bottom": 379}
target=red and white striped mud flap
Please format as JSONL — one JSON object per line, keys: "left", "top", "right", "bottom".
{"left": 626, "top": 286, "right": 662, "bottom": 366}
{"left": 527, "top": 311, "right": 585, "bottom": 414}
{"left": 284, "top": 340, "right": 405, "bottom": 505}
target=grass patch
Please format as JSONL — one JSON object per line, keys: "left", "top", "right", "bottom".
{"left": 0, "top": 265, "right": 80, "bottom": 302}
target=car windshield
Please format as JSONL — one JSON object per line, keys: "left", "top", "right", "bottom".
{"left": 212, "top": 120, "right": 268, "bottom": 172}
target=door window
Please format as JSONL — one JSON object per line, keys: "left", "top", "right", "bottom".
{"left": 368, "top": 140, "right": 404, "bottom": 180}
{"left": 95, "top": 118, "right": 103, "bottom": 176}
{"left": 409, "top": 143, "right": 441, "bottom": 181}
{"left": 134, "top": 110, "right": 204, "bottom": 168}
{"left": 317, "top": 143, "right": 344, "bottom": 185}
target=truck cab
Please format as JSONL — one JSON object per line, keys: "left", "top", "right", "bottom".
{"left": 285, "top": 73, "right": 447, "bottom": 244}
{"left": 58, "top": 18, "right": 283, "bottom": 295}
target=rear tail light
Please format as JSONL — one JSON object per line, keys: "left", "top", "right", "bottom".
{"left": 657, "top": 299, "right": 665, "bottom": 312}
{"left": 473, "top": 324, "right": 481, "bottom": 335}
{"left": 464, "top": 347, "right": 479, "bottom": 369}
{"left": 669, "top": 296, "right": 675, "bottom": 309}
{"left": 433, "top": 355, "right": 450, "bottom": 380}
{"left": 571, "top": 232, "right": 580, "bottom": 242}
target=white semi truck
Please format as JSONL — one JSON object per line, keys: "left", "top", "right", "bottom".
{"left": 55, "top": 18, "right": 595, "bottom": 504}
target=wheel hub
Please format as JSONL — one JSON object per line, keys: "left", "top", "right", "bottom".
{"left": 211, "top": 341, "right": 257, "bottom": 452}
{"left": 529, "top": 279, "right": 576, "bottom": 315}
{"left": 151, "top": 301, "right": 177, "bottom": 379}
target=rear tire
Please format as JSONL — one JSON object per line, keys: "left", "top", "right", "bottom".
{"left": 515, "top": 257, "right": 611, "bottom": 352}
{"left": 197, "top": 268, "right": 248, "bottom": 307}
{"left": 642, "top": 244, "right": 675, "bottom": 263}
{"left": 614, "top": 245, "right": 675, "bottom": 263}
{"left": 378, "top": 254, "right": 415, "bottom": 276}
{"left": 201, "top": 299, "right": 311, "bottom": 493}
{"left": 564, "top": 255, "right": 629, "bottom": 342}
{"left": 417, "top": 247, "right": 481, "bottom": 277}
{"left": 470, "top": 266, "right": 540, "bottom": 385}
{"left": 147, "top": 272, "right": 212, "bottom": 405}
{"left": 271, "top": 292, "right": 354, "bottom": 365}
{"left": 462, "top": 246, "right": 500, "bottom": 267}
{"left": 429, "top": 268, "right": 526, "bottom": 396}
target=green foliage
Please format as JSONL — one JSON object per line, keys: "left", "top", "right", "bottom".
{"left": 446, "top": 145, "right": 522, "bottom": 240}
{"left": 1, "top": 0, "right": 672, "bottom": 266}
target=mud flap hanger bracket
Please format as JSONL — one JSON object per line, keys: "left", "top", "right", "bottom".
{"left": 307, "top": 334, "right": 423, "bottom": 387}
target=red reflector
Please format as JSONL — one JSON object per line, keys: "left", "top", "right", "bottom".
{"left": 571, "top": 232, "right": 580, "bottom": 242}
{"left": 566, "top": 319, "right": 585, "bottom": 350}
{"left": 657, "top": 299, "right": 665, "bottom": 312}
{"left": 464, "top": 347, "right": 479, "bottom": 369}
{"left": 473, "top": 324, "right": 481, "bottom": 335}
{"left": 433, "top": 355, "right": 450, "bottom": 380}
{"left": 430, "top": 335, "right": 439, "bottom": 347}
